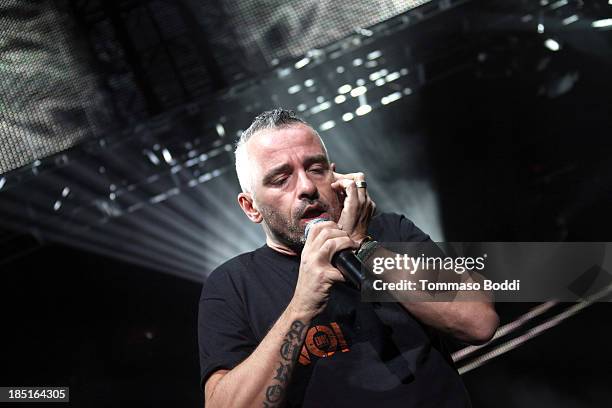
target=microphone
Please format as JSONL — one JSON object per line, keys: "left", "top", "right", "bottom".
{"left": 304, "top": 218, "right": 366, "bottom": 289}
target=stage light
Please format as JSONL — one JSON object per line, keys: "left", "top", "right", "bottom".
{"left": 355, "top": 104, "right": 372, "bottom": 116}
{"left": 215, "top": 123, "right": 226, "bottom": 138}
{"left": 562, "top": 15, "right": 578, "bottom": 25}
{"left": 162, "top": 148, "right": 174, "bottom": 164}
{"left": 369, "top": 69, "right": 389, "bottom": 81}
{"left": 0, "top": 177, "right": 5, "bottom": 190}
{"left": 550, "top": 0, "right": 568, "bottom": 10}
{"left": 367, "top": 50, "right": 382, "bottom": 60}
{"left": 338, "top": 84, "right": 352, "bottom": 94}
{"left": 144, "top": 150, "right": 160, "bottom": 165}
{"left": 310, "top": 101, "right": 332, "bottom": 114}
{"left": 544, "top": 38, "right": 560, "bottom": 51}
{"left": 282, "top": 79, "right": 296, "bottom": 90}
{"left": 375, "top": 78, "right": 386, "bottom": 86}
{"left": 538, "top": 23, "right": 545, "bottom": 33}
{"left": 352, "top": 58, "right": 363, "bottom": 66}
{"left": 294, "top": 57, "right": 310, "bottom": 69}
{"left": 592, "top": 19, "right": 612, "bottom": 28}
{"left": 304, "top": 79, "right": 315, "bottom": 87}
{"left": 386, "top": 71, "right": 401, "bottom": 82}
{"left": 334, "top": 95, "right": 347, "bottom": 104}
{"left": 342, "top": 112, "right": 354, "bottom": 122}
{"left": 350, "top": 86, "right": 367, "bottom": 97}
{"left": 381, "top": 92, "right": 402, "bottom": 105}
{"left": 319, "top": 120, "right": 336, "bottom": 131}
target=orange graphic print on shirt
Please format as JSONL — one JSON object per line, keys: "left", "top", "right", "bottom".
{"left": 298, "top": 322, "right": 350, "bottom": 365}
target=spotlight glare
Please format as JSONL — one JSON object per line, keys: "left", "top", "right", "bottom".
{"left": 355, "top": 105, "right": 372, "bottom": 116}
{"left": 342, "top": 112, "right": 354, "bottom": 122}
{"left": 144, "top": 150, "right": 160, "bottom": 166}
{"left": 304, "top": 79, "right": 315, "bottom": 87}
{"left": 0, "top": 176, "right": 5, "bottom": 190}
{"left": 544, "top": 38, "right": 560, "bottom": 51}
{"left": 319, "top": 120, "right": 336, "bottom": 131}
{"left": 375, "top": 78, "right": 386, "bottom": 86}
{"left": 216, "top": 123, "right": 226, "bottom": 137}
{"left": 334, "top": 95, "right": 347, "bottom": 104}
{"left": 369, "top": 69, "right": 388, "bottom": 81}
{"left": 350, "top": 86, "right": 367, "bottom": 97}
{"left": 592, "top": 19, "right": 612, "bottom": 28}
{"left": 288, "top": 84, "right": 301, "bottom": 94}
{"left": 538, "top": 23, "right": 545, "bottom": 33}
{"left": 562, "top": 15, "right": 578, "bottom": 25}
{"left": 162, "top": 148, "right": 173, "bottom": 164}
{"left": 550, "top": 0, "right": 568, "bottom": 10}
{"left": 385, "top": 72, "right": 401, "bottom": 82}
{"left": 381, "top": 92, "right": 402, "bottom": 105}
{"left": 310, "top": 101, "right": 332, "bottom": 114}
{"left": 295, "top": 57, "right": 310, "bottom": 69}
{"left": 367, "top": 50, "right": 382, "bottom": 60}
{"left": 338, "top": 84, "right": 352, "bottom": 94}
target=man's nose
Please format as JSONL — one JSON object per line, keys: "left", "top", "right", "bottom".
{"left": 296, "top": 170, "right": 318, "bottom": 200}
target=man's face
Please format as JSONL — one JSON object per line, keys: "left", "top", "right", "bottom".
{"left": 246, "top": 124, "right": 342, "bottom": 250}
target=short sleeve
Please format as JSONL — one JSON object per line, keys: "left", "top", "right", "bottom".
{"left": 398, "top": 214, "right": 432, "bottom": 243}
{"left": 198, "top": 265, "right": 257, "bottom": 390}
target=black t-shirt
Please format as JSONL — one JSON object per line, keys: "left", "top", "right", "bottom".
{"left": 198, "top": 213, "right": 471, "bottom": 407}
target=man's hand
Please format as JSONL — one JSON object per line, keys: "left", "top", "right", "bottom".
{"left": 331, "top": 171, "right": 376, "bottom": 244}
{"left": 290, "top": 220, "right": 358, "bottom": 317}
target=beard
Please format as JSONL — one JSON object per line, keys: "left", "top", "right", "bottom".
{"left": 256, "top": 197, "right": 338, "bottom": 252}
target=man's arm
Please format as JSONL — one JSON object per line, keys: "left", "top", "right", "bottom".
{"left": 205, "top": 303, "right": 311, "bottom": 407}
{"left": 203, "top": 221, "right": 358, "bottom": 408}
{"left": 331, "top": 173, "right": 498, "bottom": 345}
{"left": 364, "top": 244, "right": 498, "bottom": 345}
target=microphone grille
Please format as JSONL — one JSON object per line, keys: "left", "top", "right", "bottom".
{"left": 304, "top": 217, "right": 330, "bottom": 240}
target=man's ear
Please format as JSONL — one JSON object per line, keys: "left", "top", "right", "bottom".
{"left": 331, "top": 162, "right": 336, "bottom": 172}
{"left": 237, "top": 192, "right": 263, "bottom": 224}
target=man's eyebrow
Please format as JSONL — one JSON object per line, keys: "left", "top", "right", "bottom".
{"left": 303, "top": 154, "right": 330, "bottom": 168}
{"left": 262, "top": 163, "right": 292, "bottom": 185}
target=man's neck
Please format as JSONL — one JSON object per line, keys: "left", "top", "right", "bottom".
{"left": 266, "top": 236, "right": 300, "bottom": 257}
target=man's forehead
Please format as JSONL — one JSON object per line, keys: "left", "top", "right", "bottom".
{"left": 247, "top": 124, "right": 326, "bottom": 164}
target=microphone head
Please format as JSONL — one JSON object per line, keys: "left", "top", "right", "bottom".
{"left": 304, "top": 217, "right": 330, "bottom": 240}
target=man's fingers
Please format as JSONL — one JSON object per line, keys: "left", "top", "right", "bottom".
{"left": 333, "top": 172, "right": 366, "bottom": 205}
{"left": 321, "top": 236, "right": 359, "bottom": 262}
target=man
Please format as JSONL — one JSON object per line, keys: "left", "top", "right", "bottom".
{"left": 198, "top": 109, "right": 499, "bottom": 407}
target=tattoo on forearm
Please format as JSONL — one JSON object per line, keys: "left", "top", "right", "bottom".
{"left": 263, "top": 320, "right": 307, "bottom": 407}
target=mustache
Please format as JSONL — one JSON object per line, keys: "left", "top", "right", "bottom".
{"left": 296, "top": 200, "right": 329, "bottom": 218}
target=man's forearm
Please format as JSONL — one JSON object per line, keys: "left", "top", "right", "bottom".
{"left": 364, "top": 246, "right": 499, "bottom": 344}
{"left": 205, "top": 303, "right": 311, "bottom": 408}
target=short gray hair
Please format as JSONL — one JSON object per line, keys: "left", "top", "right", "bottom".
{"left": 235, "top": 108, "right": 328, "bottom": 193}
